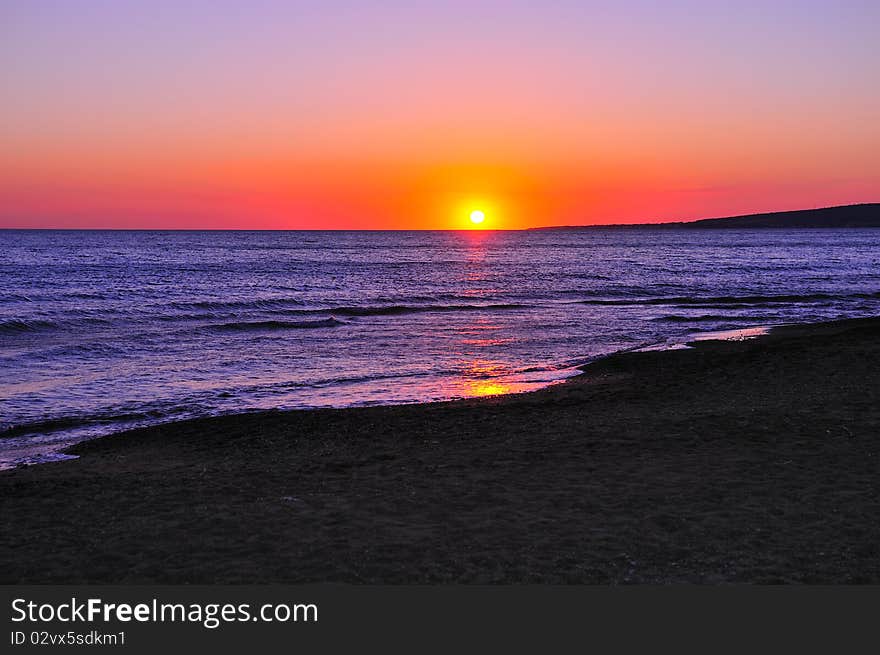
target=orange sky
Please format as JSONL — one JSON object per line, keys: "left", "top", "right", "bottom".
{"left": 2, "top": 2, "right": 878, "bottom": 229}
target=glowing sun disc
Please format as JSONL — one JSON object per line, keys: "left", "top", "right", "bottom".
{"left": 469, "top": 210, "right": 485, "bottom": 225}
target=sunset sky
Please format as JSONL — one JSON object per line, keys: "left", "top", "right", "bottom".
{"left": 2, "top": 1, "right": 878, "bottom": 229}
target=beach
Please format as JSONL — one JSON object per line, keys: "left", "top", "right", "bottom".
{"left": 1, "top": 317, "right": 878, "bottom": 584}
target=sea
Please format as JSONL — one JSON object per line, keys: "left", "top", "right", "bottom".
{"left": 2, "top": 228, "right": 879, "bottom": 468}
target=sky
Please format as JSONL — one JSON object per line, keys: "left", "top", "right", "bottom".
{"left": 1, "top": 0, "right": 878, "bottom": 229}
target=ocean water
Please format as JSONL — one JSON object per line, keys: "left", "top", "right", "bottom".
{"left": 2, "top": 228, "right": 879, "bottom": 468}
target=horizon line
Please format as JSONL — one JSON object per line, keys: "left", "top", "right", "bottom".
{"left": 1, "top": 201, "right": 877, "bottom": 231}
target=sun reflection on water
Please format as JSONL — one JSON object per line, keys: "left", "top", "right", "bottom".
{"left": 453, "top": 359, "right": 524, "bottom": 398}
{"left": 439, "top": 231, "right": 574, "bottom": 400}
{"left": 466, "top": 379, "right": 514, "bottom": 397}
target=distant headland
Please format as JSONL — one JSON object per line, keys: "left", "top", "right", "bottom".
{"left": 532, "top": 203, "right": 880, "bottom": 230}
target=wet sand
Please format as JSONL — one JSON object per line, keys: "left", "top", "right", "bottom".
{"left": 2, "top": 317, "right": 879, "bottom": 583}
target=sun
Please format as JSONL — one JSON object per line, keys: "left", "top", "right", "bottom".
{"left": 469, "top": 209, "right": 486, "bottom": 225}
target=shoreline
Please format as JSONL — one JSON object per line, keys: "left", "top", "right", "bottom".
{"left": 0, "top": 356, "right": 586, "bottom": 471}
{"left": 0, "top": 322, "right": 779, "bottom": 470}
{"left": 2, "top": 315, "right": 879, "bottom": 583}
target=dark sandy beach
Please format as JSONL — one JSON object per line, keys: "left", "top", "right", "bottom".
{"left": 2, "top": 317, "right": 879, "bottom": 583}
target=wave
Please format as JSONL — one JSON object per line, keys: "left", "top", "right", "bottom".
{"left": 212, "top": 317, "right": 345, "bottom": 331}
{"left": 58, "top": 292, "right": 107, "bottom": 300}
{"left": 0, "top": 291, "right": 109, "bottom": 304}
{"left": 324, "top": 303, "right": 529, "bottom": 317}
{"left": 254, "top": 369, "right": 436, "bottom": 393}
{"left": 170, "top": 296, "right": 531, "bottom": 317}
{"left": 0, "top": 318, "right": 58, "bottom": 334}
{"left": 0, "top": 417, "right": 88, "bottom": 439}
{"left": 654, "top": 314, "right": 779, "bottom": 323}
{"left": 0, "top": 293, "right": 34, "bottom": 303}
{"left": 0, "top": 403, "right": 196, "bottom": 441}
{"left": 173, "top": 297, "right": 306, "bottom": 311}
{"left": 575, "top": 291, "right": 880, "bottom": 308}
{"left": 0, "top": 302, "right": 528, "bottom": 336}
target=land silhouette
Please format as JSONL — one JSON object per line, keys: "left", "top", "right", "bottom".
{"left": 534, "top": 203, "right": 880, "bottom": 230}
